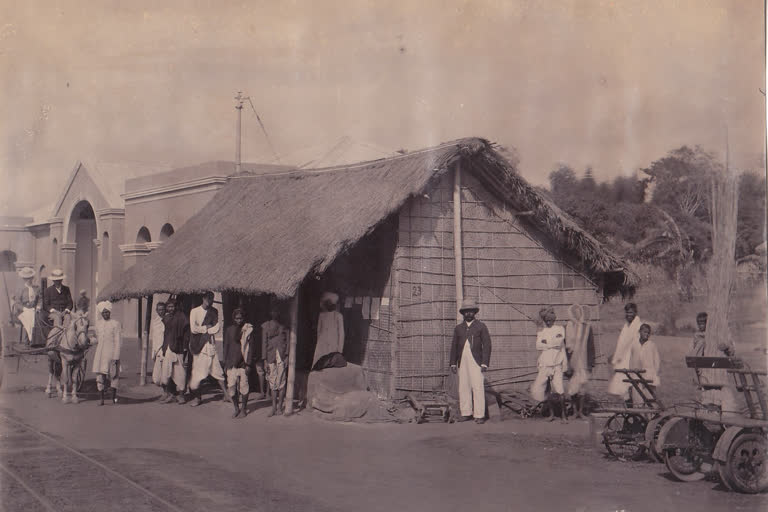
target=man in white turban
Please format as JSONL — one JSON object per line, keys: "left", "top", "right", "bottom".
{"left": 92, "top": 301, "right": 122, "bottom": 405}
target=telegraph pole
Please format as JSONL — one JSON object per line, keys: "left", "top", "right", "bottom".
{"left": 235, "top": 91, "right": 244, "bottom": 173}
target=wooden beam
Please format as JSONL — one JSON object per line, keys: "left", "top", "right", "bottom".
{"left": 140, "top": 295, "right": 153, "bottom": 386}
{"left": 284, "top": 291, "right": 299, "bottom": 415}
{"left": 452, "top": 162, "right": 464, "bottom": 322}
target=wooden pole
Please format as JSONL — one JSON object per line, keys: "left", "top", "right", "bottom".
{"left": 284, "top": 290, "right": 299, "bottom": 415}
{"left": 235, "top": 92, "right": 244, "bottom": 173}
{"left": 137, "top": 297, "right": 143, "bottom": 382}
{"left": 452, "top": 162, "right": 464, "bottom": 322}
{"left": 140, "top": 295, "right": 153, "bottom": 386}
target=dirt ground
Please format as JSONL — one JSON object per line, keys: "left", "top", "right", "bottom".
{"left": 1, "top": 346, "right": 766, "bottom": 512}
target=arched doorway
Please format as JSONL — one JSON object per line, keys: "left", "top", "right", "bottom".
{"left": 67, "top": 201, "right": 97, "bottom": 309}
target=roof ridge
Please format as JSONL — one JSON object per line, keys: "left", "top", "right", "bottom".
{"left": 232, "top": 137, "right": 485, "bottom": 180}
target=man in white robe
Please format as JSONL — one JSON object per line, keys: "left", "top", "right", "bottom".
{"left": 608, "top": 303, "right": 642, "bottom": 405}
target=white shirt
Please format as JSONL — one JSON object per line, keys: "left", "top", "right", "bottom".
{"left": 536, "top": 324, "right": 566, "bottom": 368}
{"left": 190, "top": 305, "right": 221, "bottom": 336}
{"left": 149, "top": 313, "right": 165, "bottom": 356}
{"left": 636, "top": 340, "right": 661, "bottom": 386}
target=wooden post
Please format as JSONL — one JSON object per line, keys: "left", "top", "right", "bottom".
{"left": 452, "top": 163, "right": 464, "bottom": 322}
{"left": 140, "top": 295, "right": 153, "bottom": 386}
{"left": 284, "top": 291, "right": 299, "bottom": 415}
{"left": 137, "top": 297, "right": 143, "bottom": 382}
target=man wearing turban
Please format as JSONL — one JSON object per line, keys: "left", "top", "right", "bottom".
{"left": 92, "top": 301, "right": 122, "bottom": 405}
{"left": 531, "top": 306, "right": 569, "bottom": 422}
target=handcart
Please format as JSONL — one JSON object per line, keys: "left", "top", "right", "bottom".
{"left": 656, "top": 356, "right": 768, "bottom": 494}
{"left": 596, "top": 368, "right": 667, "bottom": 461}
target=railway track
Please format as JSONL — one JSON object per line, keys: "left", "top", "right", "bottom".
{"left": 0, "top": 414, "right": 182, "bottom": 512}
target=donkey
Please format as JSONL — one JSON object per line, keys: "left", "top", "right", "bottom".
{"left": 46, "top": 311, "right": 90, "bottom": 403}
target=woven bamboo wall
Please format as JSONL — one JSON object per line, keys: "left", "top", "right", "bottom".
{"left": 395, "top": 170, "right": 605, "bottom": 396}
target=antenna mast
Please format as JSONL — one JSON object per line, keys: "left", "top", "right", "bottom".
{"left": 235, "top": 91, "right": 245, "bottom": 173}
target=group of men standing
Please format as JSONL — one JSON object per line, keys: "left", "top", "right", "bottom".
{"left": 149, "top": 292, "right": 290, "bottom": 419}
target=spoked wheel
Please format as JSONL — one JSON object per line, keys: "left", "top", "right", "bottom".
{"left": 660, "top": 417, "right": 714, "bottom": 482}
{"left": 75, "top": 358, "right": 87, "bottom": 392}
{"left": 602, "top": 412, "right": 648, "bottom": 460}
{"left": 645, "top": 414, "right": 671, "bottom": 463}
{"left": 723, "top": 432, "right": 768, "bottom": 494}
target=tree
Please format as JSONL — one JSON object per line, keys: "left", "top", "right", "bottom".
{"left": 548, "top": 165, "right": 578, "bottom": 198}
{"left": 642, "top": 145, "right": 720, "bottom": 220}
{"left": 735, "top": 172, "right": 767, "bottom": 259}
{"left": 579, "top": 167, "right": 597, "bottom": 194}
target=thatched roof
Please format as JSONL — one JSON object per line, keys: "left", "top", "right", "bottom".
{"left": 99, "top": 138, "right": 637, "bottom": 301}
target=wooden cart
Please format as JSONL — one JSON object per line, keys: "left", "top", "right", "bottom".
{"left": 656, "top": 356, "right": 768, "bottom": 494}
{"left": 597, "top": 368, "right": 668, "bottom": 461}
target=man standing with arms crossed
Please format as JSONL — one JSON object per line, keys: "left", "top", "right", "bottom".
{"left": 188, "top": 292, "right": 228, "bottom": 407}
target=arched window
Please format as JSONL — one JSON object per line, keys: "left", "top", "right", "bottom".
{"left": 0, "top": 250, "right": 17, "bottom": 272}
{"left": 160, "top": 223, "right": 175, "bottom": 241}
{"left": 102, "top": 232, "right": 110, "bottom": 261}
{"left": 52, "top": 238, "right": 58, "bottom": 265}
{"left": 136, "top": 227, "right": 151, "bottom": 244}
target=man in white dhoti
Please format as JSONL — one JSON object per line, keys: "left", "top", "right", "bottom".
{"left": 148, "top": 301, "right": 167, "bottom": 400}
{"left": 449, "top": 298, "right": 492, "bottom": 424}
{"left": 531, "top": 306, "right": 569, "bottom": 423}
{"left": 14, "top": 267, "right": 40, "bottom": 345}
{"left": 188, "top": 292, "right": 227, "bottom": 407}
{"left": 608, "top": 303, "right": 642, "bottom": 406}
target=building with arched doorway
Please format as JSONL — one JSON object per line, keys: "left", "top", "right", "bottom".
{"left": 0, "top": 160, "right": 292, "bottom": 332}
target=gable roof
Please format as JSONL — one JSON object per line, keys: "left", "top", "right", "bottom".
{"left": 99, "top": 138, "right": 637, "bottom": 301}
{"left": 50, "top": 160, "right": 177, "bottom": 218}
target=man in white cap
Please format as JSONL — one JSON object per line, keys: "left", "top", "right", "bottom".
{"left": 14, "top": 267, "right": 40, "bottom": 345}
{"left": 449, "top": 298, "right": 492, "bottom": 424}
{"left": 92, "top": 301, "right": 122, "bottom": 405}
{"left": 43, "top": 268, "right": 73, "bottom": 325}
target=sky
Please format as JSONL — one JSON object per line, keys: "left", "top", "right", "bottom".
{"left": 0, "top": 0, "right": 765, "bottom": 215}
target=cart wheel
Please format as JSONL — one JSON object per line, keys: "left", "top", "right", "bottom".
{"left": 602, "top": 412, "right": 648, "bottom": 460}
{"left": 660, "top": 417, "right": 709, "bottom": 482}
{"left": 75, "top": 358, "right": 87, "bottom": 392}
{"left": 723, "top": 432, "right": 768, "bottom": 494}
{"left": 645, "top": 414, "right": 671, "bottom": 463}
{"left": 715, "top": 461, "right": 734, "bottom": 491}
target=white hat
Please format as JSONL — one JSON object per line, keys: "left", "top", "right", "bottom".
{"left": 18, "top": 267, "right": 35, "bottom": 279}
{"left": 320, "top": 291, "right": 339, "bottom": 306}
{"left": 50, "top": 268, "right": 66, "bottom": 281}
{"left": 97, "top": 301, "right": 113, "bottom": 314}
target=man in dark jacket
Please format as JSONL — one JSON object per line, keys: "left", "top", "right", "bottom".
{"left": 449, "top": 298, "right": 492, "bottom": 424}
{"left": 160, "top": 300, "right": 190, "bottom": 404}
{"left": 43, "top": 268, "right": 73, "bottom": 319}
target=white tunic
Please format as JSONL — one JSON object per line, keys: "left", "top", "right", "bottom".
{"left": 607, "top": 316, "right": 642, "bottom": 396}
{"left": 92, "top": 319, "right": 122, "bottom": 375}
{"left": 635, "top": 340, "right": 661, "bottom": 387}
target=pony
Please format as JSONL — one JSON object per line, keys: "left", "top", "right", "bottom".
{"left": 45, "top": 310, "right": 90, "bottom": 403}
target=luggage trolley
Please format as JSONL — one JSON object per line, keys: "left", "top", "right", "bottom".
{"left": 657, "top": 356, "right": 768, "bottom": 494}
